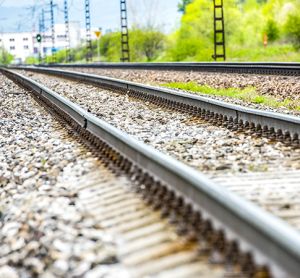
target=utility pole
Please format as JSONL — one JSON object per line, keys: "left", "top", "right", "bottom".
{"left": 64, "top": 0, "right": 70, "bottom": 62}
{"left": 41, "top": 9, "right": 45, "bottom": 62}
{"left": 50, "top": 0, "right": 56, "bottom": 63}
{"left": 212, "top": 0, "right": 226, "bottom": 61}
{"left": 41, "top": 9, "right": 45, "bottom": 33}
{"left": 85, "top": 0, "right": 92, "bottom": 62}
{"left": 38, "top": 15, "right": 43, "bottom": 64}
{"left": 120, "top": 0, "right": 130, "bottom": 62}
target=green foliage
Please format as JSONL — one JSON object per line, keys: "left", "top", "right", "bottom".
{"left": 178, "top": 0, "right": 193, "bottom": 13}
{"left": 284, "top": 12, "right": 300, "bottom": 49}
{"left": 56, "top": 49, "right": 69, "bottom": 63}
{"left": 161, "top": 81, "right": 257, "bottom": 98}
{"left": 164, "top": 0, "right": 300, "bottom": 61}
{"left": 0, "top": 47, "right": 13, "bottom": 65}
{"left": 39, "top": 0, "right": 300, "bottom": 64}
{"left": 45, "top": 45, "right": 90, "bottom": 64}
{"left": 265, "top": 19, "right": 279, "bottom": 42}
{"left": 166, "top": 0, "right": 214, "bottom": 61}
{"left": 25, "top": 56, "right": 39, "bottom": 64}
{"left": 227, "top": 44, "right": 300, "bottom": 62}
{"left": 43, "top": 28, "right": 166, "bottom": 63}
{"left": 46, "top": 49, "right": 69, "bottom": 63}
{"left": 130, "top": 28, "right": 165, "bottom": 61}
{"left": 97, "top": 28, "right": 166, "bottom": 62}
{"left": 99, "top": 32, "right": 121, "bottom": 61}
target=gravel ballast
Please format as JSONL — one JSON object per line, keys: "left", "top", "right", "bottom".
{"left": 61, "top": 67, "right": 300, "bottom": 116}
{"left": 20, "top": 70, "right": 300, "bottom": 174}
{"left": 17, "top": 70, "right": 300, "bottom": 230}
{"left": 0, "top": 73, "right": 230, "bottom": 278}
{"left": 0, "top": 74, "right": 126, "bottom": 277}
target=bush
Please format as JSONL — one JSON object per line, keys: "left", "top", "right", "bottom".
{"left": 0, "top": 47, "right": 13, "bottom": 65}
{"left": 131, "top": 28, "right": 166, "bottom": 61}
{"left": 25, "top": 56, "right": 38, "bottom": 64}
{"left": 284, "top": 13, "right": 300, "bottom": 49}
{"left": 265, "top": 19, "right": 279, "bottom": 42}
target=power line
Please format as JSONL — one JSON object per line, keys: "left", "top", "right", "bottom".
{"left": 69, "top": 0, "right": 84, "bottom": 12}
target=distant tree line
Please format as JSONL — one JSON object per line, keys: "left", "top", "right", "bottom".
{"left": 29, "top": 27, "right": 166, "bottom": 64}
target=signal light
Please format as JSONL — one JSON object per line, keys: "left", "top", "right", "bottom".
{"left": 36, "top": 34, "right": 42, "bottom": 43}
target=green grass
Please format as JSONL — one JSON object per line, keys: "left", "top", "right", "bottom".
{"left": 161, "top": 82, "right": 300, "bottom": 111}
{"left": 226, "top": 44, "right": 300, "bottom": 62}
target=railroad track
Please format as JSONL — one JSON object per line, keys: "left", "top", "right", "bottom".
{"left": 2, "top": 68, "right": 300, "bottom": 277}
{"left": 12, "top": 67, "right": 300, "bottom": 231}
{"left": 35, "top": 62, "right": 300, "bottom": 76}
{"left": 12, "top": 66, "right": 300, "bottom": 145}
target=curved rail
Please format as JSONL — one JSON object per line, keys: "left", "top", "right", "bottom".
{"left": 12, "top": 66, "right": 300, "bottom": 146}
{"left": 37, "top": 62, "right": 300, "bottom": 76}
{"left": 2, "top": 67, "right": 300, "bottom": 277}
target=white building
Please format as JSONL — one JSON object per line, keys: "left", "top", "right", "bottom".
{"left": 0, "top": 21, "right": 93, "bottom": 63}
{"left": 0, "top": 32, "right": 33, "bottom": 63}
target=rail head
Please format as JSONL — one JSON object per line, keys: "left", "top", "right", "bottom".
{"left": 28, "top": 62, "right": 300, "bottom": 76}
{"left": 2, "top": 67, "right": 300, "bottom": 277}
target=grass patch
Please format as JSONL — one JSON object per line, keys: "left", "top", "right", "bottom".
{"left": 227, "top": 44, "right": 300, "bottom": 62}
{"left": 161, "top": 82, "right": 300, "bottom": 111}
{"left": 248, "top": 164, "right": 269, "bottom": 172}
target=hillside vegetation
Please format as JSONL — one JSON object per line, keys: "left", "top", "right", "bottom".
{"left": 26, "top": 0, "right": 300, "bottom": 63}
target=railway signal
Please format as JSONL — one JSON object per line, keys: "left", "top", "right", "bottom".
{"left": 36, "top": 33, "right": 42, "bottom": 64}
{"left": 36, "top": 33, "right": 42, "bottom": 43}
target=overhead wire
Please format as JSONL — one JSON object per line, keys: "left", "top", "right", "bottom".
{"left": 69, "top": 0, "right": 84, "bottom": 12}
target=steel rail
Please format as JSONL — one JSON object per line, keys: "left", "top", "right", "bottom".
{"left": 12, "top": 66, "right": 300, "bottom": 143}
{"left": 2, "top": 67, "right": 300, "bottom": 277}
{"left": 35, "top": 62, "right": 300, "bottom": 76}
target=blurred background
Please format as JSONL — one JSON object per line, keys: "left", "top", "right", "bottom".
{"left": 0, "top": 0, "right": 299, "bottom": 64}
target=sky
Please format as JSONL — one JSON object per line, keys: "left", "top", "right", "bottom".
{"left": 0, "top": 0, "right": 181, "bottom": 34}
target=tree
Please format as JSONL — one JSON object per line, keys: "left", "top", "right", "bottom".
{"left": 0, "top": 47, "right": 13, "bottom": 65}
{"left": 98, "top": 28, "right": 166, "bottom": 62}
{"left": 284, "top": 12, "right": 300, "bottom": 49}
{"left": 178, "top": 0, "right": 193, "bottom": 14}
{"left": 25, "top": 56, "right": 38, "bottom": 64}
{"left": 166, "top": 0, "right": 216, "bottom": 61}
{"left": 142, "top": 30, "right": 165, "bottom": 61}
{"left": 265, "top": 19, "right": 279, "bottom": 42}
{"left": 131, "top": 28, "right": 165, "bottom": 61}
{"left": 100, "top": 32, "right": 121, "bottom": 62}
